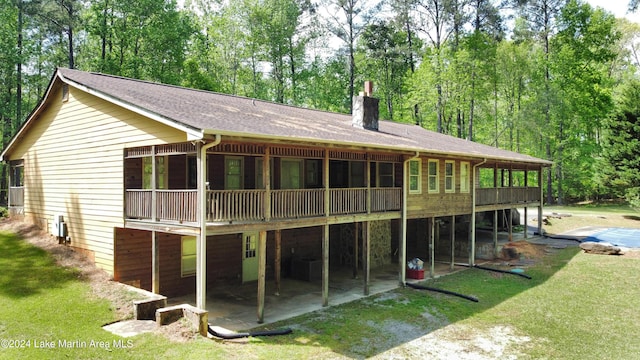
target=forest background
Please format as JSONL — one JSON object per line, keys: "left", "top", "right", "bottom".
{"left": 1, "top": 0, "right": 639, "bottom": 208}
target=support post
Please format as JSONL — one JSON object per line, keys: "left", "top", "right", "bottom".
{"left": 257, "top": 231, "right": 267, "bottom": 323}
{"left": 430, "top": 217, "right": 435, "bottom": 278}
{"left": 524, "top": 207, "right": 528, "bottom": 239}
{"left": 275, "top": 229, "right": 281, "bottom": 296}
{"left": 363, "top": 221, "right": 370, "bottom": 296}
{"left": 324, "top": 150, "right": 330, "bottom": 217}
{"left": 152, "top": 231, "right": 159, "bottom": 294}
{"left": 151, "top": 145, "right": 157, "bottom": 222}
{"left": 322, "top": 224, "right": 330, "bottom": 306}
{"left": 493, "top": 210, "right": 499, "bottom": 258}
{"left": 264, "top": 147, "right": 271, "bottom": 221}
{"left": 538, "top": 168, "right": 543, "bottom": 236}
{"left": 450, "top": 216, "right": 455, "bottom": 271}
{"left": 353, "top": 222, "right": 359, "bottom": 279}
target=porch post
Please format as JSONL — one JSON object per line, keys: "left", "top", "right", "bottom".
{"left": 196, "top": 141, "right": 205, "bottom": 310}
{"left": 508, "top": 165, "right": 513, "bottom": 242}
{"left": 275, "top": 229, "right": 281, "bottom": 296}
{"left": 524, "top": 170, "right": 529, "bottom": 239}
{"left": 429, "top": 217, "right": 435, "bottom": 278}
{"left": 152, "top": 231, "right": 159, "bottom": 294}
{"left": 363, "top": 221, "right": 370, "bottom": 296}
{"left": 450, "top": 216, "right": 455, "bottom": 271}
{"left": 151, "top": 145, "right": 157, "bottom": 222}
{"left": 322, "top": 224, "right": 329, "bottom": 306}
{"left": 353, "top": 222, "right": 359, "bottom": 279}
{"left": 264, "top": 147, "right": 271, "bottom": 221}
{"left": 324, "top": 149, "right": 330, "bottom": 217}
{"left": 493, "top": 210, "right": 499, "bottom": 258}
{"left": 257, "top": 230, "right": 267, "bottom": 323}
{"left": 538, "top": 167, "right": 543, "bottom": 236}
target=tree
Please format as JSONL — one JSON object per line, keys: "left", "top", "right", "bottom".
{"left": 600, "top": 80, "right": 640, "bottom": 208}
{"left": 318, "top": 0, "right": 383, "bottom": 113}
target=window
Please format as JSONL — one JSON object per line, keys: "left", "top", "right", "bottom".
{"left": 428, "top": 160, "right": 439, "bottom": 193}
{"left": 460, "top": 162, "right": 470, "bottom": 193}
{"left": 181, "top": 236, "right": 197, "bottom": 277}
{"left": 281, "top": 159, "right": 302, "bottom": 189}
{"left": 225, "top": 156, "right": 244, "bottom": 190}
{"left": 445, "top": 160, "right": 455, "bottom": 193}
{"left": 143, "top": 156, "right": 168, "bottom": 189}
{"left": 409, "top": 159, "right": 421, "bottom": 194}
{"left": 378, "top": 162, "right": 394, "bottom": 187}
{"left": 10, "top": 160, "right": 24, "bottom": 187}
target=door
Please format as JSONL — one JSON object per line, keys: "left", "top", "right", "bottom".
{"left": 242, "top": 232, "right": 259, "bottom": 283}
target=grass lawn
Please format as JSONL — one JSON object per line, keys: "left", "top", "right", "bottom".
{"left": 1, "top": 218, "right": 640, "bottom": 359}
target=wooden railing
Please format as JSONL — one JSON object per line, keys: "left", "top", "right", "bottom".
{"left": 208, "top": 189, "right": 265, "bottom": 222}
{"left": 8, "top": 186, "right": 24, "bottom": 207}
{"left": 476, "top": 187, "right": 541, "bottom": 206}
{"left": 126, "top": 187, "right": 403, "bottom": 224}
{"left": 126, "top": 190, "right": 152, "bottom": 219}
{"left": 272, "top": 189, "right": 324, "bottom": 219}
{"left": 157, "top": 190, "right": 198, "bottom": 222}
{"left": 371, "top": 188, "right": 402, "bottom": 212}
{"left": 330, "top": 188, "right": 367, "bottom": 214}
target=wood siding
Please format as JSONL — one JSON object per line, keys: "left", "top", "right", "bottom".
{"left": 406, "top": 157, "right": 473, "bottom": 218}
{"left": 8, "top": 84, "right": 188, "bottom": 274}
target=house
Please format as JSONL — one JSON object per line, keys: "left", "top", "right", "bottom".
{"left": 1, "top": 68, "right": 550, "bottom": 323}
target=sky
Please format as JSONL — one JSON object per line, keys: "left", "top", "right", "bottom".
{"left": 586, "top": 0, "right": 640, "bottom": 23}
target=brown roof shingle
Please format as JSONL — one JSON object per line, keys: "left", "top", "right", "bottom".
{"left": 58, "top": 68, "right": 549, "bottom": 165}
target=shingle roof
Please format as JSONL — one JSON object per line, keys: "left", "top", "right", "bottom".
{"left": 56, "top": 68, "right": 549, "bottom": 165}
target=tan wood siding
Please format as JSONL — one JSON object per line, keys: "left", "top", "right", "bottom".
{"left": 406, "top": 157, "right": 473, "bottom": 218}
{"left": 8, "top": 85, "right": 188, "bottom": 274}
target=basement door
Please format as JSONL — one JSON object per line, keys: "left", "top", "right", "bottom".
{"left": 242, "top": 232, "right": 259, "bottom": 283}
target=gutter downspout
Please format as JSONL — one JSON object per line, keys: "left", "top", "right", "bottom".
{"left": 197, "top": 134, "right": 222, "bottom": 310}
{"left": 401, "top": 151, "right": 420, "bottom": 286}
{"left": 470, "top": 158, "right": 487, "bottom": 266}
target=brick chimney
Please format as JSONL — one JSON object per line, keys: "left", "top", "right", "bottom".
{"left": 352, "top": 81, "right": 379, "bottom": 131}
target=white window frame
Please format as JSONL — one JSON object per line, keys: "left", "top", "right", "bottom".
{"left": 181, "top": 236, "right": 197, "bottom": 277}
{"left": 460, "top": 162, "right": 470, "bottom": 193}
{"left": 409, "top": 159, "right": 421, "bottom": 194}
{"left": 428, "top": 159, "right": 439, "bottom": 193}
{"left": 445, "top": 160, "right": 455, "bottom": 193}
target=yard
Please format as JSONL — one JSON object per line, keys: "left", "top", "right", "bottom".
{"left": 1, "top": 205, "right": 639, "bottom": 359}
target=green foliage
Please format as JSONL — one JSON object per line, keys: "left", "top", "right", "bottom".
{"left": 600, "top": 80, "right": 640, "bottom": 208}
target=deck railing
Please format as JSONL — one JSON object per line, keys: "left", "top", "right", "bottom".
{"left": 126, "top": 187, "right": 402, "bottom": 223}
{"left": 475, "top": 187, "right": 540, "bottom": 206}
{"left": 330, "top": 188, "right": 367, "bottom": 214}
{"left": 272, "top": 189, "right": 324, "bottom": 219}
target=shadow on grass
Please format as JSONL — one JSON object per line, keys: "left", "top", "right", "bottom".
{"left": 251, "top": 247, "right": 581, "bottom": 359}
{"left": 0, "top": 231, "right": 78, "bottom": 298}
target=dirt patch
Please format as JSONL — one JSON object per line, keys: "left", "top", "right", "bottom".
{"left": 371, "top": 324, "right": 530, "bottom": 360}
{"left": 499, "top": 241, "right": 546, "bottom": 260}
{"left": 156, "top": 318, "right": 199, "bottom": 343}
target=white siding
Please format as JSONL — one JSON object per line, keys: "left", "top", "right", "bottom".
{"left": 9, "top": 83, "right": 188, "bottom": 274}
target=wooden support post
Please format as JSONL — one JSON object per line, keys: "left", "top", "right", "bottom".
{"left": 538, "top": 168, "right": 543, "bottom": 236}
{"left": 151, "top": 145, "right": 157, "bottom": 222}
{"left": 430, "top": 217, "right": 435, "bottom": 278}
{"left": 353, "top": 222, "right": 359, "bottom": 279}
{"left": 152, "top": 231, "right": 159, "bottom": 294}
{"left": 508, "top": 165, "right": 513, "bottom": 242}
{"left": 524, "top": 207, "right": 528, "bottom": 239}
{"left": 264, "top": 147, "right": 271, "bottom": 221}
{"left": 322, "top": 224, "right": 330, "bottom": 307}
{"left": 363, "top": 221, "right": 370, "bottom": 296}
{"left": 493, "top": 210, "right": 499, "bottom": 258}
{"left": 257, "top": 230, "right": 267, "bottom": 323}
{"left": 324, "top": 150, "right": 330, "bottom": 217}
{"left": 450, "top": 216, "right": 455, "bottom": 271}
{"left": 275, "top": 229, "right": 281, "bottom": 296}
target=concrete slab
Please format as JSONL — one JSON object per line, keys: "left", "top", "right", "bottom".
{"left": 102, "top": 320, "right": 156, "bottom": 338}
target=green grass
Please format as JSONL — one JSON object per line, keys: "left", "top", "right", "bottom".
{"left": 546, "top": 202, "right": 640, "bottom": 215}
{"left": 1, "top": 229, "right": 640, "bottom": 359}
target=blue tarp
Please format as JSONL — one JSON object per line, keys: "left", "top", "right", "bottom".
{"left": 583, "top": 228, "right": 640, "bottom": 248}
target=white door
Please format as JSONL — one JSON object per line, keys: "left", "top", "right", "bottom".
{"left": 242, "top": 232, "right": 259, "bottom": 283}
